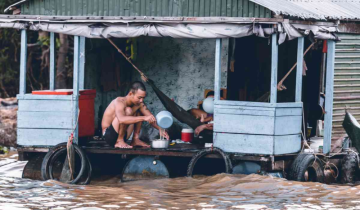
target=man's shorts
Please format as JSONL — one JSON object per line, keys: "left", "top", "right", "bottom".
{"left": 103, "top": 125, "right": 127, "bottom": 147}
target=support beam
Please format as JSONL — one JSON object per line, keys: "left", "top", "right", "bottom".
{"left": 270, "top": 33, "right": 278, "bottom": 103}
{"left": 79, "top": 37, "right": 86, "bottom": 90}
{"left": 73, "top": 36, "right": 80, "bottom": 144}
{"left": 19, "top": 30, "right": 27, "bottom": 95}
{"left": 49, "top": 32, "right": 55, "bottom": 91}
{"left": 214, "top": 38, "right": 222, "bottom": 101}
{"left": 323, "top": 40, "right": 335, "bottom": 155}
{"left": 295, "top": 37, "right": 304, "bottom": 102}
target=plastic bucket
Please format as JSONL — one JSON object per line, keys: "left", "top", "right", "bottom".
{"left": 156, "top": 111, "right": 173, "bottom": 129}
{"left": 181, "top": 128, "right": 194, "bottom": 142}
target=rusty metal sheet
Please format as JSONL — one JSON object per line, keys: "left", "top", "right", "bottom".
{"left": 333, "top": 34, "right": 360, "bottom": 139}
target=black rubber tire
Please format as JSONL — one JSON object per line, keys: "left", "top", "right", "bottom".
{"left": 41, "top": 142, "right": 68, "bottom": 181}
{"left": 187, "top": 147, "right": 232, "bottom": 177}
{"left": 288, "top": 153, "right": 325, "bottom": 183}
{"left": 340, "top": 153, "right": 358, "bottom": 183}
{"left": 79, "top": 154, "right": 92, "bottom": 185}
{"left": 48, "top": 145, "right": 87, "bottom": 184}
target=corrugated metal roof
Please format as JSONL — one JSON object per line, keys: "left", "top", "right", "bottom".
{"left": 250, "top": 0, "right": 360, "bottom": 20}
{"left": 5, "top": 0, "right": 272, "bottom": 18}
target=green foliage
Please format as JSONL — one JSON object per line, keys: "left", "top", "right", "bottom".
{"left": 0, "top": 0, "right": 21, "bottom": 97}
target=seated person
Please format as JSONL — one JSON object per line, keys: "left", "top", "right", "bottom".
{"left": 189, "top": 91, "right": 225, "bottom": 138}
{"left": 187, "top": 91, "right": 222, "bottom": 123}
{"left": 101, "top": 81, "right": 169, "bottom": 148}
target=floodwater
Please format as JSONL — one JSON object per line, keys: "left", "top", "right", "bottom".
{"left": 1, "top": 153, "right": 360, "bottom": 209}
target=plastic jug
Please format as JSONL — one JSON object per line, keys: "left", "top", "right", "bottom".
{"left": 156, "top": 111, "right": 173, "bottom": 129}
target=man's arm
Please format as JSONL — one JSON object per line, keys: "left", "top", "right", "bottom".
{"left": 195, "top": 123, "right": 213, "bottom": 136}
{"left": 139, "top": 103, "right": 159, "bottom": 128}
{"left": 140, "top": 103, "right": 169, "bottom": 139}
{"left": 115, "top": 100, "right": 155, "bottom": 124}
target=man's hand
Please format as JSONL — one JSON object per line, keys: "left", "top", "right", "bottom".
{"left": 160, "top": 129, "right": 169, "bottom": 140}
{"left": 144, "top": 115, "right": 156, "bottom": 124}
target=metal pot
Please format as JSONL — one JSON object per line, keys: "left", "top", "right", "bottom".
{"left": 151, "top": 139, "right": 169, "bottom": 149}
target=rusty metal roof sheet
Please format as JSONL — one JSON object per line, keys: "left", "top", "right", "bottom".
{"left": 250, "top": 0, "right": 360, "bottom": 20}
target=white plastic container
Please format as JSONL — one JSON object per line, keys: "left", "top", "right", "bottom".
{"left": 203, "top": 97, "right": 214, "bottom": 114}
{"left": 156, "top": 111, "right": 173, "bottom": 129}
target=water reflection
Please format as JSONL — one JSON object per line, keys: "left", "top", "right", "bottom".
{"left": 1, "top": 153, "right": 360, "bottom": 209}
{"left": 0, "top": 174, "right": 360, "bottom": 209}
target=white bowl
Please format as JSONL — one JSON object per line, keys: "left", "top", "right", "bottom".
{"left": 151, "top": 139, "right": 169, "bottom": 149}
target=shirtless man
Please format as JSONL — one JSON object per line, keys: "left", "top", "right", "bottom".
{"left": 101, "top": 81, "right": 169, "bottom": 148}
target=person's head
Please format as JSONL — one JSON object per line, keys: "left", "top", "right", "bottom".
{"left": 205, "top": 90, "right": 224, "bottom": 100}
{"left": 128, "top": 81, "right": 146, "bottom": 105}
{"left": 206, "top": 91, "right": 215, "bottom": 98}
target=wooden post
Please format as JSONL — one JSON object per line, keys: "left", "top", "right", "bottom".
{"left": 270, "top": 33, "right": 278, "bottom": 103}
{"left": 79, "top": 37, "right": 86, "bottom": 90}
{"left": 295, "top": 37, "right": 304, "bottom": 102}
{"left": 73, "top": 36, "right": 80, "bottom": 144}
{"left": 49, "top": 32, "right": 55, "bottom": 91}
{"left": 323, "top": 40, "right": 335, "bottom": 155}
{"left": 19, "top": 29, "right": 27, "bottom": 95}
{"left": 214, "top": 38, "right": 222, "bottom": 101}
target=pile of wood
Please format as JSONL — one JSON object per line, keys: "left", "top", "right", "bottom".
{"left": 0, "top": 98, "right": 17, "bottom": 147}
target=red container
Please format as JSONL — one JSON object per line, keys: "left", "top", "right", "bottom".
{"left": 32, "top": 89, "right": 96, "bottom": 137}
{"left": 181, "top": 128, "right": 194, "bottom": 142}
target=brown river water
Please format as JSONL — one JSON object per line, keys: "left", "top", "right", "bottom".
{"left": 1, "top": 153, "right": 360, "bottom": 210}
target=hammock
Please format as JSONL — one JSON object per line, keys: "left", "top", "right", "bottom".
{"left": 147, "top": 79, "right": 202, "bottom": 130}
{"left": 106, "top": 38, "right": 203, "bottom": 130}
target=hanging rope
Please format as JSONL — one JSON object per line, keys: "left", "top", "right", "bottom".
{"left": 277, "top": 42, "right": 316, "bottom": 91}
{"left": 67, "top": 109, "right": 80, "bottom": 180}
{"left": 105, "top": 37, "right": 149, "bottom": 82}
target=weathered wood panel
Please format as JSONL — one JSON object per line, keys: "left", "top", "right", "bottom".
{"left": 273, "top": 134, "right": 301, "bottom": 155}
{"left": 19, "top": 30, "right": 27, "bottom": 95}
{"left": 275, "top": 107, "right": 302, "bottom": 116}
{"left": 50, "top": 32, "right": 55, "bottom": 91}
{"left": 324, "top": 40, "right": 336, "bottom": 154}
{"left": 17, "top": 94, "right": 73, "bottom": 100}
{"left": 215, "top": 105, "right": 302, "bottom": 116}
{"left": 18, "top": 100, "right": 72, "bottom": 112}
{"left": 17, "top": 129, "right": 72, "bottom": 146}
{"left": 213, "top": 132, "right": 301, "bottom": 154}
{"left": 215, "top": 108, "right": 274, "bottom": 116}
{"left": 17, "top": 111, "right": 73, "bottom": 129}
{"left": 214, "top": 113, "right": 275, "bottom": 135}
{"left": 295, "top": 37, "right": 304, "bottom": 102}
{"left": 274, "top": 116, "right": 302, "bottom": 135}
{"left": 214, "top": 103, "right": 302, "bottom": 136}
{"left": 214, "top": 132, "right": 274, "bottom": 154}
{"left": 214, "top": 38, "right": 222, "bottom": 101}
{"left": 270, "top": 33, "right": 278, "bottom": 103}
{"left": 214, "top": 100, "right": 303, "bottom": 108}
